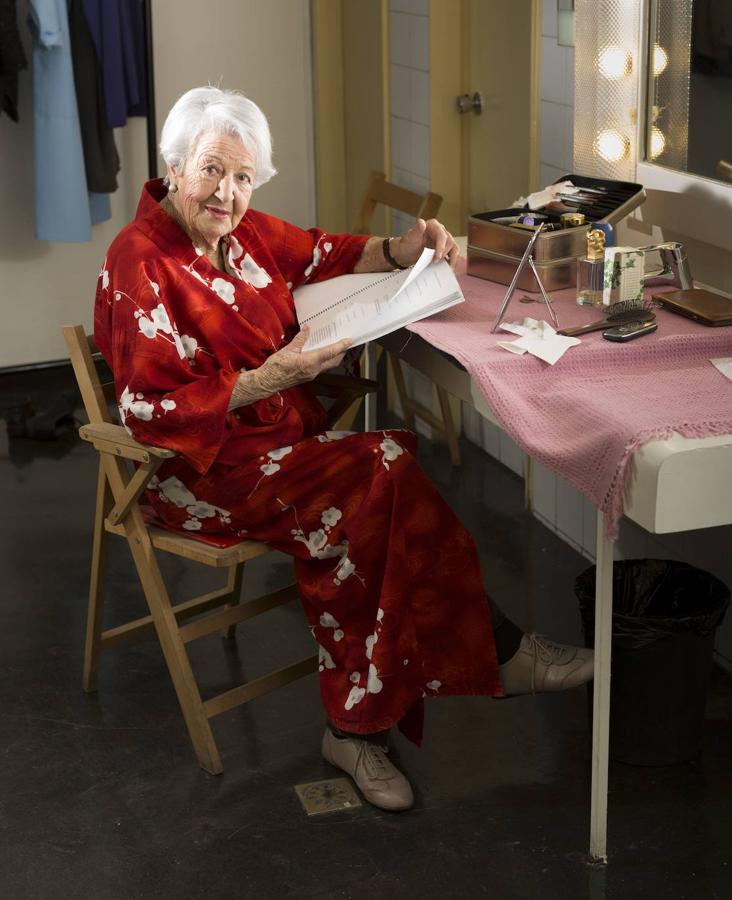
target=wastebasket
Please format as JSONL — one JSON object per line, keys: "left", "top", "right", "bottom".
{"left": 576, "top": 559, "right": 729, "bottom": 766}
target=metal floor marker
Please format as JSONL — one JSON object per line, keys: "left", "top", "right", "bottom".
{"left": 294, "top": 778, "right": 362, "bottom": 816}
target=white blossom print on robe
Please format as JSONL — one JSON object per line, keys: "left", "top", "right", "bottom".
{"left": 303, "top": 235, "right": 333, "bottom": 281}
{"left": 320, "top": 611, "right": 344, "bottom": 642}
{"left": 99, "top": 267, "right": 213, "bottom": 367}
{"left": 345, "top": 663, "right": 385, "bottom": 711}
{"left": 247, "top": 445, "right": 294, "bottom": 498}
{"left": 277, "top": 498, "right": 365, "bottom": 588}
{"left": 149, "top": 474, "right": 232, "bottom": 531}
{"left": 318, "top": 645, "right": 337, "bottom": 672}
{"left": 316, "top": 430, "right": 354, "bottom": 443}
{"left": 379, "top": 433, "right": 405, "bottom": 471}
{"left": 179, "top": 246, "right": 243, "bottom": 313}
{"left": 225, "top": 235, "right": 273, "bottom": 289}
{"left": 365, "top": 607, "right": 384, "bottom": 660}
{"left": 118, "top": 384, "right": 178, "bottom": 432}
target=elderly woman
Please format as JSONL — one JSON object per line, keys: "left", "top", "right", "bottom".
{"left": 94, "top": 87, "right": 593, "bottom": 812}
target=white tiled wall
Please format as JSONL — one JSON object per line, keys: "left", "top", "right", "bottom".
{"left": 389, "top": 0, "right": 435, "bottom": 431}
{"left": 389, "top": 0, "right": 430, "bottom": 238}
{"left": 539, "top": 0, "right": 575, "bottom": 187}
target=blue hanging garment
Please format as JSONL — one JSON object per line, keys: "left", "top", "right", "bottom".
{"left": 28, "top": 0, "right": 111, "bottom": 242}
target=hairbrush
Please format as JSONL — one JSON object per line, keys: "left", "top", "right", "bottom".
{"left": 557, "top": 299, "right": 655, "bottom": 337}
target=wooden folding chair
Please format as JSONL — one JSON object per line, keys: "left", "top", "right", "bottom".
{"left": 350, "top": 172, "right": 461, "bottom": 466}
{"left": 62, "top": 325, "right": 376, "bottom": 775}
{"left": 352, "top": 170, "right": 443, "bottom": 235}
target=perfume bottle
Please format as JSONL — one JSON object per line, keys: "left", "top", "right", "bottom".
{"left": 576, "top": 229, "right": 606, "bottom": 306}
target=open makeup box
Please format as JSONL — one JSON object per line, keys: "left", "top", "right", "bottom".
{"left": 467, "top": 173, "right": 647, "bottom": 292}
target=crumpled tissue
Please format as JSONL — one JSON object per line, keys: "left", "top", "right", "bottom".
{"left": 497, "top": 318, "right": 581, "bottom": 365}
{"left": 512, "top": 181, "right": 580, "bottom": 212}
{"left": 711, "top": 358, "right": 732, "bottom": 382}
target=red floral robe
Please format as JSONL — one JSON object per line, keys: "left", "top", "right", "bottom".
{"left": 94, "top": 179, "right": 500, "bottom": 742}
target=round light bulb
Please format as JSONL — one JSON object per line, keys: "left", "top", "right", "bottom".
{"left": 598, "top": 45, "right": 632, "bottom": 80}
{"left": 595, "top": 129, "right": 629, "bottom": 163}
{"left": 650, "top": 126, "right": 666, "bottom": 159}
{"left": 653, "top": 44, "right": 669, "bottom": 76}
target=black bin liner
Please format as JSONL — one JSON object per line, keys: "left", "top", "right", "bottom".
{"left": 577, "top": 559, "right": 729, "bottom": 766}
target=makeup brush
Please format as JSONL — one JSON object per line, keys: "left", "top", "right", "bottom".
{"left": 557, "top": 299, "right": 655, "bottom": 337}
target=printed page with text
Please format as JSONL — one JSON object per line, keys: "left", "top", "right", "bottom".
{"left": 293, "top": 249, "right": 464, "bottom": 351}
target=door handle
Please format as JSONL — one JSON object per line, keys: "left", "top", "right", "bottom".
{"left": 455, "top": 92, "right": 483, "bottom": 114}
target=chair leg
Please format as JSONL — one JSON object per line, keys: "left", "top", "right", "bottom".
{"left": 224, "top": 563, "right": 245, "bottom": 641}
{"left": 436, "top": 385, "right": 462, "bottom": 467}
{"left": 389, "top": 353, "right": 416, "bottom": 431}
{"left": 83, "top": 463, "right": 112, "bottom": 692}
{"left": 523, "top": 454, "right": 534, "bottom": 512}
{"left": 329, "top": 396, "right": 363, "bottom": 432}
{"left": 125, "top": 514, "right": 224, "bottom": 774}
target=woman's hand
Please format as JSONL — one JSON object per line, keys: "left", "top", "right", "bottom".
{"left": 257, "top": 327, "right": 351, "bottom": 393}
{"left": 393, "top": 218, "right": 460, "bottom": 269}
{"left": 228, "top": 327, "right": 351, "bottom": 410}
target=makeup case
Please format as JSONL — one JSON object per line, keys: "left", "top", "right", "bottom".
{"left": 467, "top": 173, "right": 646, "bottom": 291}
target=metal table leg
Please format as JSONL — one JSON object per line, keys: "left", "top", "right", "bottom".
{"left": 590, "top": 509, "right": 614, "bottom": 862}
{"left": 364, "top": 342, "right": 378, "bottom": 431}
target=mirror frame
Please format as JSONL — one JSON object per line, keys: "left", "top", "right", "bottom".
{"left": 635, "top": 0, "right": 732, "bottom": 252}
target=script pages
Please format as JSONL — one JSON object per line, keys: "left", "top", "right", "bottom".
{"left": 293, "top": 249, "right": 464, "bottom": 351}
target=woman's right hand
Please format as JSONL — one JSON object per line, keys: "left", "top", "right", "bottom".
{"left": 255, "top": 326, "right": 352, "bottom": 394}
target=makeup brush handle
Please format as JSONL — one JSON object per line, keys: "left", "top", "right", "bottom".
{"left": 557, "top": 321, "right": 609, "bottom": 337}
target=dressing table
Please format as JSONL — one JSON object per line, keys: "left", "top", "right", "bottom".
{"left": 367, "top": 238, "right": 732, "bottom": 862}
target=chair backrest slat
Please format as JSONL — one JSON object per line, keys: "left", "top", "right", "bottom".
{"left": 353, "top": 171, "right": 443, "bottom": 234}
{"left": 62, "top": 325, "right": 115, "bottom": 425}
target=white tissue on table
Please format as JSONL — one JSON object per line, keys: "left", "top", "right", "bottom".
{"left": 711, "top": 358, "right": 732, "bottom": 382}
{"left": 497, "top": 317, "right": 581, "bottom": 365}
{"left": 511, "top": 181, "right": 580, "bottom": 211}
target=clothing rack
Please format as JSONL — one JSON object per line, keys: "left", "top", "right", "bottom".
{"left": 143, "top": 0, "right": 157, "bottom": 180}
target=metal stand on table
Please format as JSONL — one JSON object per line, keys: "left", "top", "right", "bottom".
{"left": 490, "top": 223, "right": 559, "bottom": 333}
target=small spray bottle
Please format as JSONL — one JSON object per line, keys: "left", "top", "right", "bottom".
{"left": 576, "top": 229, "right": 606, "bottom": 306}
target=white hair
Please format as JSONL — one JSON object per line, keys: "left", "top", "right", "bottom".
{"left": 159, "top": 87, "right": 276, "bottom": 188}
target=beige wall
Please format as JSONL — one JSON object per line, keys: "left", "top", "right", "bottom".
{"left": 312, "top": 0, "right": 387, "bottom": 236}
{"left": 0, "top": 0, "right": 315, "bottom": 368}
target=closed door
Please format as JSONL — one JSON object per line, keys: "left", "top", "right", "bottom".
{"left": 431, "top": 0, "right": 538, "bottom": 233}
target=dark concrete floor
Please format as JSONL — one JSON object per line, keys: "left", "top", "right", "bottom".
{"left": 1, "top": 366, "right": 731, "bottom": 900}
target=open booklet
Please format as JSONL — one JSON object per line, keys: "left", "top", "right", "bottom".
{"left": 293, "top": 248, "right": 464, "bottom": 351}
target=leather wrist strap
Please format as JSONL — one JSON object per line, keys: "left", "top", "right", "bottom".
{"left": 382, "top": 237, "right": 408, "bottom": 270}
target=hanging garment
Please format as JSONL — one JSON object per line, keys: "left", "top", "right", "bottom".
{"left": 82, "top": 0, "right": 147, "bottom": 129}
{"left": 0, "top": 0, "right": 28, "bottom": 121}
{"left": 28, "top": 0, "right": 111, "bottom": 241}
{"left": 69, "top": 0, "right": 120, "bottom": 193}
{"left": 94, "top": 181, "right": 501, "bottom": 742}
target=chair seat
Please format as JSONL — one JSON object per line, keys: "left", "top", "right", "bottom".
{"left": 104, "top": 505, "right": 271, "bottom": 568}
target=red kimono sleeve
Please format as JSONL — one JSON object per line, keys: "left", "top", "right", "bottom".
{"left": 246, "top": 210, "right": 370, "bottom": 291}
{"left": 95, "top": 258, "right": 238, "bottom": 475}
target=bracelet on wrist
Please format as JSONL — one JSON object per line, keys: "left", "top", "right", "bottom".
{"left": 382, "top": 237, "right": 408, "bottom": 270}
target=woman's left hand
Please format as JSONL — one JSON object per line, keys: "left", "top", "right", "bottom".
{"left": 393, "top": 218, "right": 460, "bottom": 269}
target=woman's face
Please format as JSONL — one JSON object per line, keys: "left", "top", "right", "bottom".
{"left": 168, "top": 131, "right": 256, "bottom": 250}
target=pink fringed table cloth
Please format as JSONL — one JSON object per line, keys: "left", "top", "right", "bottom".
{"left": 408, "top": 266, "right": 732, "bottom": 539}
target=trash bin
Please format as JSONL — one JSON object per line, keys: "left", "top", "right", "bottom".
{"left": 576, "top": 559, "right": 729, "bottom": 766}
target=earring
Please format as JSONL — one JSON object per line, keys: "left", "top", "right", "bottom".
{"left": 168, "top": 182, "right": 178, "bottom": 194}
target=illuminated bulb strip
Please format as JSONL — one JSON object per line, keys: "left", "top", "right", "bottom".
{"left": 652, "top": 44, "right": 669, "bottom": 77}
{"left": 650, "top": 126, "right": 666, "bottom": 159}
{"left": 595, "top": 129, "right": 630, "bottom": 163}
{"left": 597, "top": 45, "right": 632, "bottom": 80}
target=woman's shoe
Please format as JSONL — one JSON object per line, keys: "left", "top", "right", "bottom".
{"left": 321, "top": 728, "right": 414, "bottom": 811}
{"left": 499, "top": 633, "right": 594, "bottom": 696}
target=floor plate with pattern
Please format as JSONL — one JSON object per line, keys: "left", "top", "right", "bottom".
{"left": 294, "top": 778, "right": 362, "bottom": 816}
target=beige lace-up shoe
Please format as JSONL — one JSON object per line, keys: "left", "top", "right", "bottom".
{"left": 321, "top": 729, "right": 414, "bottom": 812}
{"left": 499, "top": 633, "right": 594, "bottom": 696}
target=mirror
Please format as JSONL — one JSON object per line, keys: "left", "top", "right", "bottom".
{"left": 645, "top": 0, "right": 732, "bottom": 185}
